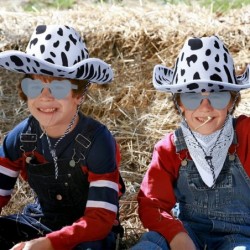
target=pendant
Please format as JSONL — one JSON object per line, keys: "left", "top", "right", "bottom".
{"left": 181, "top": 159, "right": 187, "bottom": 166}
{"left": 229, "top": 154, "right": 235, "bottom": 161}
{"left": 69, "top": 160, "right": 75, "bottom": 167}
{"left": 26, "top": 156, "right": 32, "bottom": 163}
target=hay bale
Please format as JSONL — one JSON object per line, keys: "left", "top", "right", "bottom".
{"left": 0, "top": 2, "right": 250, "bottom": 248}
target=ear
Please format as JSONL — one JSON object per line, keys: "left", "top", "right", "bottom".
{"left": 75, "top": 95, "right": 85, "bottom": 105}
{"left": 178, "top": 103, "right": 185, "bottom": 114}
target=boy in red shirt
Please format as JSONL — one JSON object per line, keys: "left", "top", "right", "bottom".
{"left": 132, "top": 36, "right": 250, "bottom": 250}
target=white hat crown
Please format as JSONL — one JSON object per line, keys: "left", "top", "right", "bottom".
{"left": 153, "top": 36, "right": 250, "bottom": 93}
{"left": 0, "top": 25, "right": 113, "bottom": 84}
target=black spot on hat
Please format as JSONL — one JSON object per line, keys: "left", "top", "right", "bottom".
{"left": 224, "top": 53, "right": 228, "bottom": 64}
{"left": 223, "top": 45, "right": 229, "bottom": 54}
{"left": 188, "top": 38, "right": 203, "bottom": 50}
{"left": 84, "top": 48, "right": 89, "bottom": 58}
{"left": 40, "top": 69, "right": 54, "bottom": 75}
{"left": 50, "top": 52, "right": 56, "bottom": 58}
{"left": 224, "top": 65, "right": 233, "bottom": 83}
{"left": 36, "top": 25, "right": 47, "bottom": 34}
{"left": 40, "top": 45, "right": 45, "bottom": 54}
{"left": 210, "top": 74, "right": 222, "bottom": 82}
{"left": 193, "top": 72, "right": 200, "bottom": 80}
{"left": 186, "top": 54, "right": 197, "bottom": 67}
{"left": 214, "top": 40, "right": 220, "bottom": 49}
{"left": 57, "top": 28, "right": 63, "bottom": 36}
{"left": 45, "top": 58, "right": 55, "bottom": 64}
{"left": 215, "top": 54, "right": 220, "bottom": 62}
{"left": 76, "top": 65, "right": 85, "bottom": 78}
{"left": 215, "top": 67, "right": 221, "bottom": 72}
{"left": 29, "top": 38, "right": 38, "bottom": 49}
{"left": 53, "top": 41, "right": 60, "bottom": 48}
{"left": 181, "top": 52, "right": 184, "bottom": 61}
{"left": 45, "top": 34, "right": 51, "bottom": 40}
{"left": 205, "top": 49, "right": 211, "bottom": 56}
{"left": 187, "top": 83, "right": 199, "bottom": 90}
{"left": 10, "top": 56, "right": 24, "bottom": 67}
{"left": 181, "top": 69, "right": 185, "bottom": 76}
{"left": 34, "top": 60, "right": 40, "bottom": 67}
{"left": 65, "top": 41, "right": 70, "bottom": 51}
{"left": 61, "top": 52, "right": 68, "bottom": 67}
{"left": 69, "top": 34, "right": 77, "bottom": 45}
{"left": 203, "top": 61, "right": 209, "bottom": 70}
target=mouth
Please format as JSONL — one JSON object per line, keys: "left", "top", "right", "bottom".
{"left": 38, "top": 108, "right": 57, "bottom": 113}
{"left": 196, "top": 116, "right": 213, "bottom": 123}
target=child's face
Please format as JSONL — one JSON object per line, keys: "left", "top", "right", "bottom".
{"left": 180, "top": 92, "right": 232, "bottom": 135}
{"left": 26, "top": 74, "right": 82, "bottom": 136}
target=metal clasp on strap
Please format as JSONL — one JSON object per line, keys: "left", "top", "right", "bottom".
{"left": 20, "top": 133, "right": 37, "bottom": 142}
{"left": 75, "top": 134, "right": 91, "bottom": 148}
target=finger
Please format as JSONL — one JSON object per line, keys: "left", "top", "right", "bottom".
{"left": 10, "top": 241, "right": 26, "bottom": 250}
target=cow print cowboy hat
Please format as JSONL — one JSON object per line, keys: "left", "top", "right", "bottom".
{"left": 0, "top": 25, "right": 113, "bottom": 84}
{"left": 153, "top": 35, "right": 250, "bottom": 93}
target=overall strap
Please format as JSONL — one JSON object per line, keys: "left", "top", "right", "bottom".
{"left": 73, "top": 117, "right": 103, "bottom": 163}
{"left": 232, "top": 117, "right": 238, "bottom": 145}
{"left": 20, "top": 116, "right": 37, "bottom": 155}
{"left": 174, "top": 127, "right": 187, "bottom": 153}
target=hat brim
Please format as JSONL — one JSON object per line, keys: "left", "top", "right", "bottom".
{"left": 0, "top": 51, "right": 113, "bottom": 84}
{"left": 153, "top": 64, "right": 250, "bottom": 93}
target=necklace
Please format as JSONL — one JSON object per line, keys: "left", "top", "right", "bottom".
{"left": 42, "top": 87, "right": 89, "bottom": 179}
{"left": 45, "top": 110, "right": 79, "bottom": 179}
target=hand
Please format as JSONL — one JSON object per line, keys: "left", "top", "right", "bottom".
{"left": 169, "top": 232, "right": 196, "bottom": 250}
{"left": 10, "top": 237, "right": 54, "bottom": 250}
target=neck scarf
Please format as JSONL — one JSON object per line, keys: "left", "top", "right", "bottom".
{"left": 180, "top": 115, "right": 234, "bottom": 187}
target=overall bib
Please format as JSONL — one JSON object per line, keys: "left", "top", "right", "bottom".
{"left": 174, "top": 127, "right": 250, "bottom": 249}
{"left": 132, "top": 125, "right": 250, "bottom": 250}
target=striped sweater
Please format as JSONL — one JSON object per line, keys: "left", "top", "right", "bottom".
{"left": 0, "top": 113, "right": 123, "bottom": 250}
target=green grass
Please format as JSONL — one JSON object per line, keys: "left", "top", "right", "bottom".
{"left": 196, "top": 0, "right": 250, "bottom": 12}
{"left": 23, "top": 0, "right": 76, "bottom": 11}
{"left": 22, "top": 0, "right": 250, "bottom": 12}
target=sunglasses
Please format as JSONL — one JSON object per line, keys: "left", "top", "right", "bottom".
{"left": 21, "top": 78, "right": 78, "bottom": 99}
{"left": 180, "top": 92, "right": 231, "bottom": 110}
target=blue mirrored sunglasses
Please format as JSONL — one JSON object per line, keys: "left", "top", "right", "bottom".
{"left": 180, "top": 92, "right": 231, "bottom": 110}
{"left": 21, "top": 78, "right": 78, "bottom": 99}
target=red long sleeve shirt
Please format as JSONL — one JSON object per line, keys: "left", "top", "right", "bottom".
{"left": 138, "top": 115, "right": 250, "bottom": 243}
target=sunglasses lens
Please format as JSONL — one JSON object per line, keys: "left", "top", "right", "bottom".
{"left": 180, "top": 92, "right": 231, "bottom": 110}
{"left": 209, "top": 92, "right": 231, "bottom": 109}
{"left": 21, "top": 78, "right": 43, "bottom": 98}
{"left": 180, "top": 93, "right": 201, "bottom": 110}
{"left": 50, "top": 80, "right": 71, "bottom": 99}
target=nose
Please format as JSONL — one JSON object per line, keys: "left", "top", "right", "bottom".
{"left": 40, "top": 86, "right": 53, "bottom": 98}
{"left": 199, "top": 98, "right": 213, "bottom": 110}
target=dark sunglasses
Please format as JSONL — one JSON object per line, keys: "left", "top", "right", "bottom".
{"left": 21, "top": 78, "right": 78, "bottom": 99}
{"left": 180, "top": 92, "right": 231, "bottom": 110}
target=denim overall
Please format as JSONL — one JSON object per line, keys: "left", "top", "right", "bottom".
{"left": 0, "top": 117, "right": 119, "bottom": 250}
{"left": 132, "top": 125, "right": 250, "bottom": 250}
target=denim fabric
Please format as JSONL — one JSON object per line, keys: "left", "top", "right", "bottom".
{"left": 27, "top": 159, "right": 89, "bottom": 230}
{"left": 131, "top": 231, "right": 169, "bottom": 250}
{"left": 0, "top": 159, "right": 116, "bottom": 249}
{"left": 132, "top": 127, "right": 250, "bottom": 250}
